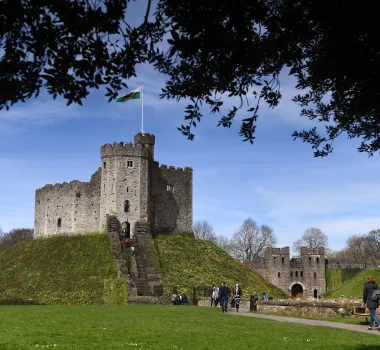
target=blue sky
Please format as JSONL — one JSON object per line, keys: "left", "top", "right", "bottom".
{"left": 1, "top": 2, "right": 380, "bottom": 254}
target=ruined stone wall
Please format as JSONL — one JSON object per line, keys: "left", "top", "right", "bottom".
{"left": 152, "top": 163, "right": 193, "bottom": 234}
{"left": 99, "top": 142, "right": 149, "bottom": 233}
{"left": 34, "top": 169, "right": 101, "bottom": 237}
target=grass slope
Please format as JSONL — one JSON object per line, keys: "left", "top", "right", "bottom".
{"left": 328, "top": 269, "right": 380, "bottom": 299}
{"left": 154, "top": 234, "right": 289, "bottom": 298}
{"left": 0, "top": 234, "right": 117, "bottom": 305}
{"left": 326, "top": 268, "right": 362, "bottom": 293}
{"left": 0, "top": 305, "right": 378, "bottom": 350}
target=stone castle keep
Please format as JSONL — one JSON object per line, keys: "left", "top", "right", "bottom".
{"left": 34, "top": 133, "right": 193, "bottom": 237}
{"left": 245, "top": 247, "right": 327, "bottom": 298}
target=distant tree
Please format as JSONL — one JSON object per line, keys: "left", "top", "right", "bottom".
{"left": 215, "top": 235, "right": 230, "bottom": 251}
{"left": 293, "top": 227, "right": 328, "bottom": 255}
{"left": 1, "top": 1, "right": 380, "bottom": 156}
{"left": 230, "top": 218, "right": 276, "bottom": 261}
{"left": 0, "top": 228, "right": 34, "bottom": 251}
{"left": 193, "top": 220, "right": 216, "bottom": 242}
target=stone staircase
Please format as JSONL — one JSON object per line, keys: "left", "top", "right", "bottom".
{"left": 106, "top": 216, "right": 165, "bottom": 298}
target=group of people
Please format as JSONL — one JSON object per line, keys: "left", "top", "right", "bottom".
{"left": 121, "top": 228, "right": 136, "bottom": 253}
{"left": 171, "top": 293, "right": 189, "bottom": 305}
{"left": 211, "top": 282, "right": 243, "bottom": 313}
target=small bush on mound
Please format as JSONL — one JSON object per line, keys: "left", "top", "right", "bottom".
{"left": 154, "top": 233, "right": 289, "bottom": 299}
{"left": 0, "top": 234, "right": 117, "bottom": 305}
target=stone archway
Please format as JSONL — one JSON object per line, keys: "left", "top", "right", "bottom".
{"left": 288, "top": 282, "right": 306, "bottom": 298}
{"left": 291, "top": 284, "right": 303, "bottom": 297}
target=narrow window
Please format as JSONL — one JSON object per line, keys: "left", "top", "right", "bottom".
{"left": 57, "top": 218, "right": 61, "bottom": 228}
{"left": 166, "top": 184, "right": 174, "bottom": 191}
{"left": 278, "top": 272, "right": 280, "bottom": 278}
{"left": 314, "top": 272, "right": 317, "bottom": 278}
{"left": 124, "top": 200, "right": 130, "bottom": 213}
{"left": 127, "top": 187, "right": 129, "bottom": 192}
{"left": 103, "top": 162, "right": 106, "bottom": 169}
{"left": 295, "top": 271, "right": 298, "bottom": 278}
{"left": 274, "top": 257, "right": 276, "bottom": 263}
{"left": 282, "top": 257, "right": 284, "bottom": 263}
{"left": 127, "top": 161, "right": 133, "bottom": 167}
{"left": 290, "top": 271, "right": 293, "bottom": 277}
{"left": 309, "top": 257, "right": 311, "bottom": 263}
{"left": 301, "top": 271, "right": 303, "bottom": 277}
{"left": 317, "top": 257, "right": 320, "bottom": 263}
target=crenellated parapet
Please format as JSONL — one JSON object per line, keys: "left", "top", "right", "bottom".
{"left": 100, "top": 141, "right": 149, "bottom": 158}
{"left": 300, "top": 247, "right": 325, "bottom": 256}
{"left": 157, "top": 164, "right": 193, "bottom": 174}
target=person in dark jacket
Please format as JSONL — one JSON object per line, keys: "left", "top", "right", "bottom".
{"left": 363, "top": 275, "right": 380, "bottom": 330}
{"left": 218, "top": 281, "right": 230, "bottom": 313}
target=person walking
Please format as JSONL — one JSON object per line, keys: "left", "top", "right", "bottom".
{"left": 232, "top": 283, "right": 242, "bottom": 312}
{"left": 211, "top": 285, "right": 219, "bottom": 307}
{"left": 363, "top": 275, "right": 380, "bottom": 330}
{"left": 218, "top": 282, "right": 230, "bottom": 313}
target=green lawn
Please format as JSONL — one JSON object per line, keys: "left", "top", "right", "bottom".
{"left": 0, "top": 305, "right": 378, "bottom": 349}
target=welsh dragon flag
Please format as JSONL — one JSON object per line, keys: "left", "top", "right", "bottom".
{"left": 116, "top": 87, "right": 141, "bottom": 102}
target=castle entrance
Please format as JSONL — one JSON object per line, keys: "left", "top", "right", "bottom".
{"left": 291, "top": 283, "right": 303, "bottom": 298}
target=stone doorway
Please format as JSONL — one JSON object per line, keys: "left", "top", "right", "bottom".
{"left": 291, "top": 283, "right": 303, "bottom": 298}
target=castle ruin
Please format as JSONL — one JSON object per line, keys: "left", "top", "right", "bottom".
{"left": 245, "top": 246, "right": 327, "bottom": 298}
{"left": 34, "top": 133, "right": 193, "bottom": 237}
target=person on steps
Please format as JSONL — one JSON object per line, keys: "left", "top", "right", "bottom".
{"left": 363, "top": 275, "right": 380, "bottom": 330}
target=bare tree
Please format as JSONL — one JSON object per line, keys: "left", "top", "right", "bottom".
{"left": 293, "top": 227, "right": 328, "bottom": 255}
{"left": 0, "top": 228, "right": 34, "bottom": 251}
{"left": 230, "top": 218, "right": 276, "bottom": 261}
{"left": 215, "top": 235, "right": 231, "bottom": 251}
{"left": 193, "top": 220, "right": 216, "bottom": 242}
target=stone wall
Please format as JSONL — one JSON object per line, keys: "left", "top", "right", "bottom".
{"left": 197, "top": 298, "right": 375, "bottom": 318}
{"left": 34, "top": 169, "right": 101, "bottom": 237}
{"left": 152, "top": 163, "right": 193, "bottom": 234}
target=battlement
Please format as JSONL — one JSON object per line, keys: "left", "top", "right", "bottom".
{"left": 266, "top": 247, "right": 290, "bottom": 256}
{"left": 36, "top": 179, "right": 93, "bottom": 193}
{"left": 134, "top": 132, "right": 155, "bottom": 146}
{"left": 300, "top": 247, "right": 325, "bottom": 256}
{"left": 157, "top": 164, "right": 193, "bottom": 174}
{"left": 100, "top": 141, "right": 148, "bottom": 158}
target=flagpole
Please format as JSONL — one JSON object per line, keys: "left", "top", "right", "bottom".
{"left": 141, "top": 85, "right": 144, "bottom": 135}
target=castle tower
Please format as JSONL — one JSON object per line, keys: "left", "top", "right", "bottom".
{"left": 300, "top": 247, "right": 326, "bottom": 298}
{"left": 99, "top": 133, "right": 155, "bottom": 232}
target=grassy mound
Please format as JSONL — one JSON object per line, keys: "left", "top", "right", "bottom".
{"left": 328, "top": 268, "right": 380, "bottom": 299}
{"left": 0, "top": 234, "right": 118, "bottom": 305}
{"left": 326, "top": 268, "right": 362, "bottom": 293}
{"left": 154, "top": 234, "right": 289, "bottom": 298}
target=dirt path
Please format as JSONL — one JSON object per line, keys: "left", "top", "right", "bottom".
{"left": 229, "top": 308, "right": 380, "bottom": 336}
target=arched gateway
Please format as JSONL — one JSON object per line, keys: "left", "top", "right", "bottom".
{"left": 289, "top": 282, "right": 306, "bottom": 298}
